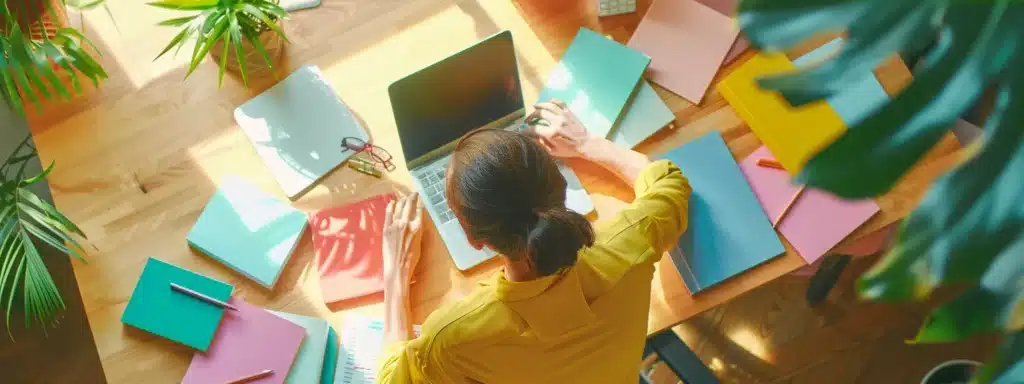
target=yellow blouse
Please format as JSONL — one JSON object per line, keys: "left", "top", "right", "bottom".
{"left": 377, "top": 160, "right": 691, "bottom": 384}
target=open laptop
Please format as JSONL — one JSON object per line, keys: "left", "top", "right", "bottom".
{"left": 389, "top": 30, "right": 595, "bottom": 271}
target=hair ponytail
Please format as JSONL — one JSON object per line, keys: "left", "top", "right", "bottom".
{"left": 449, "top": 129, "right": 596, "bottom": 277}
{"left": 526, "top": 207, "right": 595, "bottom": 275}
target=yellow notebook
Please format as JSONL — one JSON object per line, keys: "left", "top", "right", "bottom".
{"left": 717, "top": 52, "right": 846, "bottom": 174}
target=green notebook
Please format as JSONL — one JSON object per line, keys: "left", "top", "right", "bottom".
{"left": 538, "top": 27, "right": 650, "bottom": 138}
{"left": 121, "top": 257, "right": 233, "bottom": 351}
{"left": 188, "top": 175, "right": 308, "bottom": 289}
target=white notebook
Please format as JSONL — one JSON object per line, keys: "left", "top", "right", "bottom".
{"left": 235, "top": 65, "right": 370, "bottom": 200}
{"left": 335, "top": 315, "right": 421, "bottom": 384}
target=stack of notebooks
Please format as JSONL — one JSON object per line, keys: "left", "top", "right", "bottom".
{"left": 122, "top": 258, "right": 341, "bottom": 383}
{"left": 657, "top": 37, "right": 891, "bottom": 293}
{"left": 540, "top": 27, "right": 675, "bottom": 148}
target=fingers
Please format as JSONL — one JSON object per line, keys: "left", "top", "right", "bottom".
{"left": 402, "top": 193, "right": 418, "bottom": 224}
{"left": 550, "top": 99, "right": 569, "bottom": 111}
{"left": 384, "top": 199, "right": 395, "bottom": 229}
{"left": 525, "top": 122, "right": 559, "bottom": 139}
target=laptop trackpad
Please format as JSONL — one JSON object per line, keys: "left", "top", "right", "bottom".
{"left": 560, "top": 164, "right": 594, "bottom": 216}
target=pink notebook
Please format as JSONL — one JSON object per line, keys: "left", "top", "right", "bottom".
{"left": 739, "top": 146, "right": 880, "bottom": 263}
{"left": 182, "top": 298, "right": 305, "bottom": 384}
{"left": 694, "top": 0, "right": 750, "bottom": 65}
{"left": 310, "top": 194, "right": 395, "bottom": 306}
{"left": 628, "top": 0, "right": 739, "bottom": 104}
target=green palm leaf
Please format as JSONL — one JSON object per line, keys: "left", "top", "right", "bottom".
{"left": 151, "top": 0, "right": 288, "bottom": 86}
{"left": 738, "top": 1, "right": 1024, "bottom": 382}
{"left": 1, "top": 138, "right": 87, "bottom": 334}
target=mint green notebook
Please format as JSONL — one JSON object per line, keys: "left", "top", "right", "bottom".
{"left": 322, "top": 327, "right": 339, "bottom": 384}
{"left": 538, "top": 27, "right": 650, "bottom": 138}
{"left": 272, "top": 311, "right": 332, "bottom": 383}
{"left": 611, "top": 80, "right": 675, "bottom": 148}
{"left": 188, "top": 175, "right": 308, "bottom": 289}
{"left": 121, "top": 257, "right": 233, "bottom": 351}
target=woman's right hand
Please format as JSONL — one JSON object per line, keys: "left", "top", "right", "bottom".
{"left": 525, "top": 99, "right": 592, "bottom": 159}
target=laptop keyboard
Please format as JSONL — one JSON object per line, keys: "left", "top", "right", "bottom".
{"left": 418, "top": 162, "right": 455, "bottom": 224}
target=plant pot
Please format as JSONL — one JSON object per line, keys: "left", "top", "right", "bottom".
{"left": 0, "top": 0, "right": 69, "bottom": 39}
{"left": 921, "top": 360, "right": 981, "bottom": 384}
{"left": 209, "top": 22, "right": 286, "bottom": 82}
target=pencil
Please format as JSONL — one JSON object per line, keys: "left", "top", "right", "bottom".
{"left": 756, "top": 158, "right": 785, "bottom": 170}
{"left": 169, "top": 283, "right": 238, "bottom": 311}
{"left": 225, "top": 369, "right": 273, "bottom": 384}
{"left": 773, "top": 185, "right": 806, "bottom": 228}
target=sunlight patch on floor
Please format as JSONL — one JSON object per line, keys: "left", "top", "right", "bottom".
{"left": 727, "top": 327, "right": 774, "bottom": 362}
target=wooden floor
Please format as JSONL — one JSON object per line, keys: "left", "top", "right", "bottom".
{"left": 650, "top": 255, "right": 999, "bottom": 384}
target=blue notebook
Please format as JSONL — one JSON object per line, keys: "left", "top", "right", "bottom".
{"left": 538, "top": 28, "right": 650, "bottom": 138}
{"left": 188, "top": 175, "right": 308, "bottom": 288}
{"left": 658, "top": 132, "right": 784, "bottom": 293}
{"left": 611, "top": 80, "right": 675, "bottom": 148}
{"left": 792, "top": 38, "right": 890, "bottom": 125}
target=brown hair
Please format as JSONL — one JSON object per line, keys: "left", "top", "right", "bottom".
{"left": 447, "top": 129, "right": 595, "bottom": 276}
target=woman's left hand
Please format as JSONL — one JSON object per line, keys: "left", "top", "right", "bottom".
{"left": 382, "top": 193, "right": 424, "bottom": 285}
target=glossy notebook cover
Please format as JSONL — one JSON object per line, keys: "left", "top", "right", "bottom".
{"left": 611, "top": 80, "right": 675, "bottom": 148}
{"left": 628, "top": 0, "right": 739, "bottom": 103}
{"left": 792, "top": 38, "right": 890, "bottom": 125}
{"left": 188, "top": 175, "right": 308, "bottom": 289}
{"left": 717, "top": 52, "right": 846, "bottom": 174}
{"left": 658, "top": 132, "right": 784, "bottom": 294}
{"left": 739, "top": 146, "right": 879, "bottom": 263}
{"left": 538, "top": 27, "right": 650, "bottom": 138}
{"left": 121, "top": 258, "right": 234, "bottom": 351}
{"left": 310, "top": 194, "right": 395, "bottom": 305}
{"left": 183, "top": 298, "right": 305, "bottom": 384}
{"left": 272, "top": 311, "right": 332, "bottom": 384}
{"left": 234, "top": 65, "right": 370, "bottom": 199}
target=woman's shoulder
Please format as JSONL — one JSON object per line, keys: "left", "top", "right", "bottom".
{"left": 420, "top": 284, "right": 526, "bottom": 347}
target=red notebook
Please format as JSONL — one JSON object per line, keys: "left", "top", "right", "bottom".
{"left": 309, "top": 194, "right": 395, "bottom": 306}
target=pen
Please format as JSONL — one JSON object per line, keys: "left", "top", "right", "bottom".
{"left": 225, "top": 369, "right": 273, "bottom": 384}
{"left": 773, "top": 185, "right": 806, "bottom": 228}
{"left": 756, "top": 158, "right": 785, "bottom": 170}
{"left": 169, "top": 283, "right": 238, "bottom": 311}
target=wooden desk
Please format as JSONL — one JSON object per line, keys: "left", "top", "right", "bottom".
{"left": 26, "top": 0, "right": 961, "bottom": 381}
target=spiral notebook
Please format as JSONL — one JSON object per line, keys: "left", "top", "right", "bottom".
{"left": 334, "top": 315, "right": 421, "bottom": 384}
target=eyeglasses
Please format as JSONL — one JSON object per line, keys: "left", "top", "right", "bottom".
{"left": 341, "top": 137, "right": 395, "bottom": 172}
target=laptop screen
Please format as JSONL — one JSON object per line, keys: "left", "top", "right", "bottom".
{"left": 389, "top": 31, "right": 524, "bottom": 162}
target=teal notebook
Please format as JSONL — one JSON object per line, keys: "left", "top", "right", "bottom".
{"left": 611, "top": 80, "right": 675, "bottom": 148}
{"left": 538, "top": 28, "right": 650, "bottom": 138}
{"left": 657, "top": 132, "right": 785, "bottom": 293}
{"left": 188, "top": 175, "right": 308, "bottom": 288}
{"left": 121, "top": 257, "right": 233, "bottom": 351}
{"left": 792, "top": 38, "right": 889, "bottom": 125}
{"left": 321, "top": 327, "right": 339, "bottom": 384}
{"left": 272, "top": 311, "right": 332, "bottom": 383}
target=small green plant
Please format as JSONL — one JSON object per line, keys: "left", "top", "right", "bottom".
{"left": 150, "top": 0, "right": 289, "bottom": 86}
{"left": 1, "top": 0, "right": 109, "bottom": 115}
{"left": 1, "top": 134, "right": 87, "bottom": 335}
{"left": 737, "top": 0, "right": 1023, "bottom": 382}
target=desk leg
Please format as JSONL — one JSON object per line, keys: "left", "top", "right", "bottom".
{"left": 643, "top": 330, "right": 719, "bottom": 384}
{"left": 806, "top": 254, "right": 853, "bottom": 306}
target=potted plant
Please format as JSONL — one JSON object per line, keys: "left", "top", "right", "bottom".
{"left": 150, "top": 0, "right": 289, "bottom": 87}
{"left": 737, "top": 1, "right": 1023, "bottom": 383}
{"left": 1, "top": 134, "right": 88, "bottom": 334}
{"left": 1, "top": 0, "right": 109, "bottom": 115}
